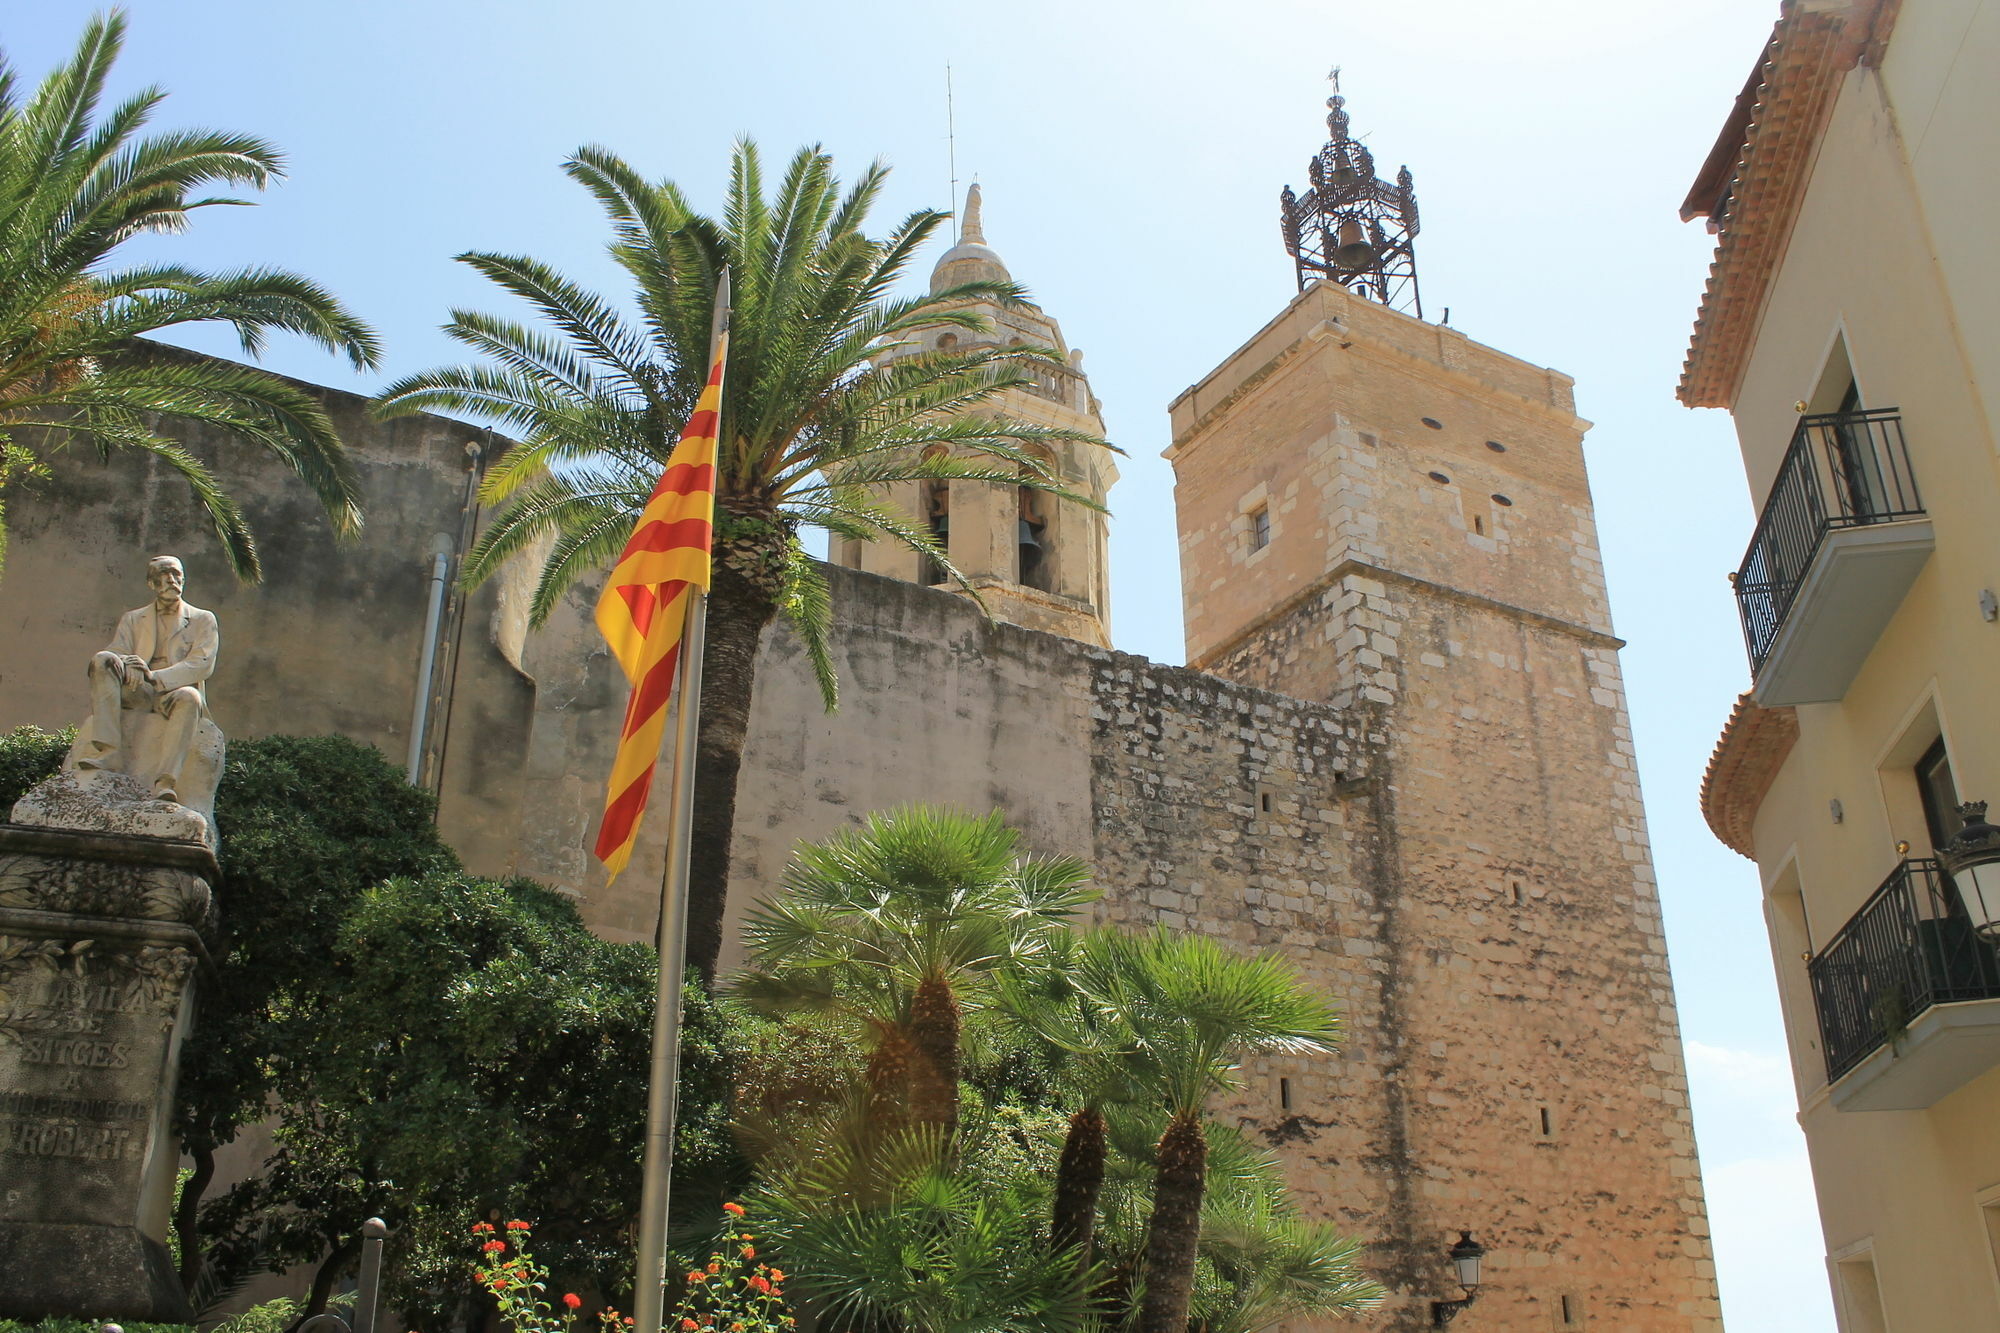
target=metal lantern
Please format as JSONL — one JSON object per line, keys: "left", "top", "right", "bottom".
{"left": 1449, "top": 1231, "right": 1486, "bottom": 1289}
{"left": 1432, "top": 1231, "right": 1488, "bottom": 1326}
{"left": 1938, "top": 800, "right": 2000, "bottom": 936}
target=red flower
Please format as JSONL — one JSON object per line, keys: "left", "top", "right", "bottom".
{"left": 472, "top": 1221, "right": 495, "bottom": 1234}
{"left": 722, "top": 1201, "right": 746, "bottom": 1216}
{"left": 688, "top": 1271, "right": 708, "bottom": 1284}
{"left": 482, "top": 1240, "right": 507, "bottom": 1253}
{"left": 748, "top": 1276, "right": 772, "bottom": 1295}
{"left": 741, "top": 1246, "right": 756, "bottom": 1260}
{"left": 681, "top": 1321, "right": 699, "bottom": 1331}
{"left": 507, "top": 1219, "right": 531, "bottom": 1231}
{"left": 563, "top": 1294, "right": 582, "bottom": 1310}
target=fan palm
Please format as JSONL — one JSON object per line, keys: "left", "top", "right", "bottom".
{"left": 0, "top": 12, "right": 381, "bottom": 580}
{"left": 374, "top": 141, "right": 1108, "bottom": 979}
{"left": 1064, "top": 927, "right": 1344, "bottom": 1333}
{"left": 735, "top": 805, "right": 1093, "bottom": 1139}
{"left": 754, "top": 1130, "right": 1092, "bottom": 1333}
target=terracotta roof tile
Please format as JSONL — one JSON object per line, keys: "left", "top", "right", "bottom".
{"left": 1679, "top": 1, "right": 1894, "bottom": 409}
{"left": 1700, "top": 692, "right": 1799, "bottom": 858}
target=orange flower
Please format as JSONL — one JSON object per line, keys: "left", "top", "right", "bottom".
{"left": 741, "top": 1246, "right": 755, "bottom": 1260}
{"left": 472, "top": 1222, "right": 496, "bottom": 1234}
{"left": 722, "top": 1201, "right": 746, "bottom": 1216}
{"left": 564, "top": 1294, "right": 582, "bottom": 1310}
{"left": 768, "top": 1269, "right": 785, "bottom": 1282}
{"left": 482, "top": 1240, "right": 507, "bottom": 1253}
{"left": 748, "top": 1276, "right": 771, "bottom": 1295}
{"left": 707, "top": 1261, "right": 721, "bottom": 1274}
{"left": 507, "top": 1220, "right": 532, "bottom": 1231}
{"left": 680, "top": 1321, "right": 698, "bottom": 1331}
{"left": 688, "top": 1271, "right": 708, "bottom": 1284}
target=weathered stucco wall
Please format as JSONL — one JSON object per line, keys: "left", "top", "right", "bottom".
{"left": 0, "top": 372, "right": 489, "bottom": 780}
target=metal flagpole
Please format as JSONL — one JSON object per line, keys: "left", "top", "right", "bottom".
{"left": 632, "top": 268, "right": 730, "bottom": 1333}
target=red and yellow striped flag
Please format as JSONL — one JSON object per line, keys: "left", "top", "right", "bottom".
{"left": 592, "top": 333, "right": 729, "bottom": 877}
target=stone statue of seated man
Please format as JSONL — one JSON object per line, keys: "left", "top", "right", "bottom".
{"left": 9, "top": 555, "right": 227, "bottom": 846}
{"left": 78, "top": 555, "right": 218, "bottom": 804}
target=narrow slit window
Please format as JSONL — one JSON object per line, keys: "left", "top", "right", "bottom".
{"left": 1473, "top": 515, "right": 1485, "bottom": 536}
{"left": 1539, "top": 1106, "right": 1552, "bottom": 1137}
{"left": 1560, "top": 1294, "right": 1575, "bottom": 1324}
{"left": 1249, "top": 506, "right": 1272, "bottom": 552}
{"left": 1259, "top": 790, "right": 1273, "bottom": 813}
{"left": 1279, "top": 1077, "right": 1292, "bottom": 1110}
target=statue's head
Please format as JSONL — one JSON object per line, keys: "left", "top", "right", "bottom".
{"left": 147, "top": 555, "right": 185, "bottom": 600}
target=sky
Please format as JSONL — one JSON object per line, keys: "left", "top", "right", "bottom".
{"left": 13, "top": 1, "right": 1826, "bottom": 1326}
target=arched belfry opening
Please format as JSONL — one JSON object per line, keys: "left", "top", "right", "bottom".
{"left": 1018, "top": 456, "right": 1053, "bottom": 592}
{"left": 920, "top": 444, "right": 950, "bottom": 586}
{"left": 1279, "top": 70, "right": 1423, "bottom": 317}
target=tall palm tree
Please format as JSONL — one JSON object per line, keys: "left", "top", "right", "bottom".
{"left": 0, "top": 11, "right": 381, "bottom": 580}
{"left": 735, "top": 805, "right": 1093, "bottom": 1138}
{"left": 1065, "top": 927, "right": 1344, "bottom": 1333}
{"left": 374, "top": 142, "right": 1108, "bottom": 980}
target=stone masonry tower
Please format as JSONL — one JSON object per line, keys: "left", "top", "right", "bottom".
{"left": 831, "top": 185, "right": 1117, "bottom": 646}
{"left": 1165, "top": 92, "right": 1722, "bottom": 1330}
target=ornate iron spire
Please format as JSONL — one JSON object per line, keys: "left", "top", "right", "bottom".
{"left": 1279, "top": 72, "right": 1423, "bottom": 317}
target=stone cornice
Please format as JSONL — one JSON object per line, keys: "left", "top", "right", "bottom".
{"left": 1188, "top": 557, "right": 1623, "bottom": 672}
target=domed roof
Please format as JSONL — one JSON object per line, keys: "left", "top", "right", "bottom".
{"left": 930, "top": 184, "right": 1013, "bottom": 293}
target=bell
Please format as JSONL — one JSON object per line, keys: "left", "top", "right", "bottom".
{"left": 1017, "top": 518, "right": 1043, "bottom": 550}
{"left": 1333, "top": 217, "right": 1375, "bottom": 270}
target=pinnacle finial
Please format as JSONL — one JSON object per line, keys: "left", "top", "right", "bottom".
{"left": 962, "top": 183, "right": 985, "bottom": 245}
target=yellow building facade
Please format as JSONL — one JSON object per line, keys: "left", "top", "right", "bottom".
{"left": 1687, "top": 2, "right": 2000, "bottom": 1328}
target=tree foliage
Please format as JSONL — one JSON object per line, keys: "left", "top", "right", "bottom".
{"left": 375, "top": 140, "right": 1113, "bottom": 984}
{"left": 732, "top": 808, "right": 1382, "bottom": 1333}
{"left": 0, "top": 12, "right": 380, "bottom": 580}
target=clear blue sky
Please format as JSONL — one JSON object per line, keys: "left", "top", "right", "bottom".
{"left": 13, "top": 1, "right": 1819, "bottom": 1325}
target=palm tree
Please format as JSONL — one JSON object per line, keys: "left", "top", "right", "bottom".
{"left": 0, "top": 12, "right": 381, "bottom": 580}
{"left": 996, "top": 928, "right": 1132, "bottom": 1271}
{"left": 735, "top": 805, "right": 1093, "bottom": 1139}
{"left": 1065, "top": 927, "right": 1344, "bottom": 1333}
{"left": 373, "top": 142, "right": 1107, "bottom": 979}
{"left": 756, "top": 1135, "right": 1092, "bottom": 1333}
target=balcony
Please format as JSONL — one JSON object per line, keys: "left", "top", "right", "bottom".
{"left": 1734, "top": 408, "right": 1932, "bottom": 706}
{"left": 1808, "top": 858, "right": 2000, "bottom": 1111}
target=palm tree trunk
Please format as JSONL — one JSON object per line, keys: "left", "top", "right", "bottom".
{"left": 1140, "top": 1110, "right": 1208, "bottom": 1333}
{"left": 907, "top": 972, "right": 961, "bottom": 1134}
{"left": 865, "top": 1021, "right": 917, "bottom": 1143}
{"left": 682, "top": 553, "right": 781, "bottom": 981}
{"left": 1051, "top": 1104, "right": 1107, "bottom": 1266}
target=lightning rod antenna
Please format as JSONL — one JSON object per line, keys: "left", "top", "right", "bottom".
{"left": 946, "top": 64, "right": 959, "bottom": 241}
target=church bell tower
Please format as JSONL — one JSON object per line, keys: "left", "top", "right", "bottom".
{"left": 831, "top": 185, "right": 1117, "bottom": 647}
{"left": 1166, "top": 80, "right": 1723, "bottom": 1331}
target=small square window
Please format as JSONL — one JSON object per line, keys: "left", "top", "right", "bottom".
{"left": 1249, "top": 507, "right": 1272, "bottom": 552}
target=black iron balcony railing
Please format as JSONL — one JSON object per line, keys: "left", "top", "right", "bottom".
{"left": 1807, "top": 858, "right": 2000, "bottom": 1082}
{"left": 1734, "top": 408, "right": 1923, "bottom": 674}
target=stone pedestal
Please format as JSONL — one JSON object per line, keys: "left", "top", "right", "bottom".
{"left": 0, "top": 822, "right": 215, "bottom": 1321}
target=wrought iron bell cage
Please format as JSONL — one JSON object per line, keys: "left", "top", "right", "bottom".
{"left": 1280, "top": 89, "right": 1423, "bottom": 318}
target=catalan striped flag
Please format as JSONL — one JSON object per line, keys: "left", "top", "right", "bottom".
{"left": 592, "top": 332, "right": 729, "bottom": 877}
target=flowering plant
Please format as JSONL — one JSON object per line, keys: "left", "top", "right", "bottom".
{"left": 668, "top": 1204, "right": 793, "bottom": 1333}
{"left": 471, "top": 1219, "right": 625, "bottom": 1333}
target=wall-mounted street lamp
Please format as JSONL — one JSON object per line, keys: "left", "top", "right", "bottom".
{"left": 1430, "top": 1231, "right": 1486, "bottom": 1326}
{"left": 1938, "top": 801, "right": 2000, "bottom": 935}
